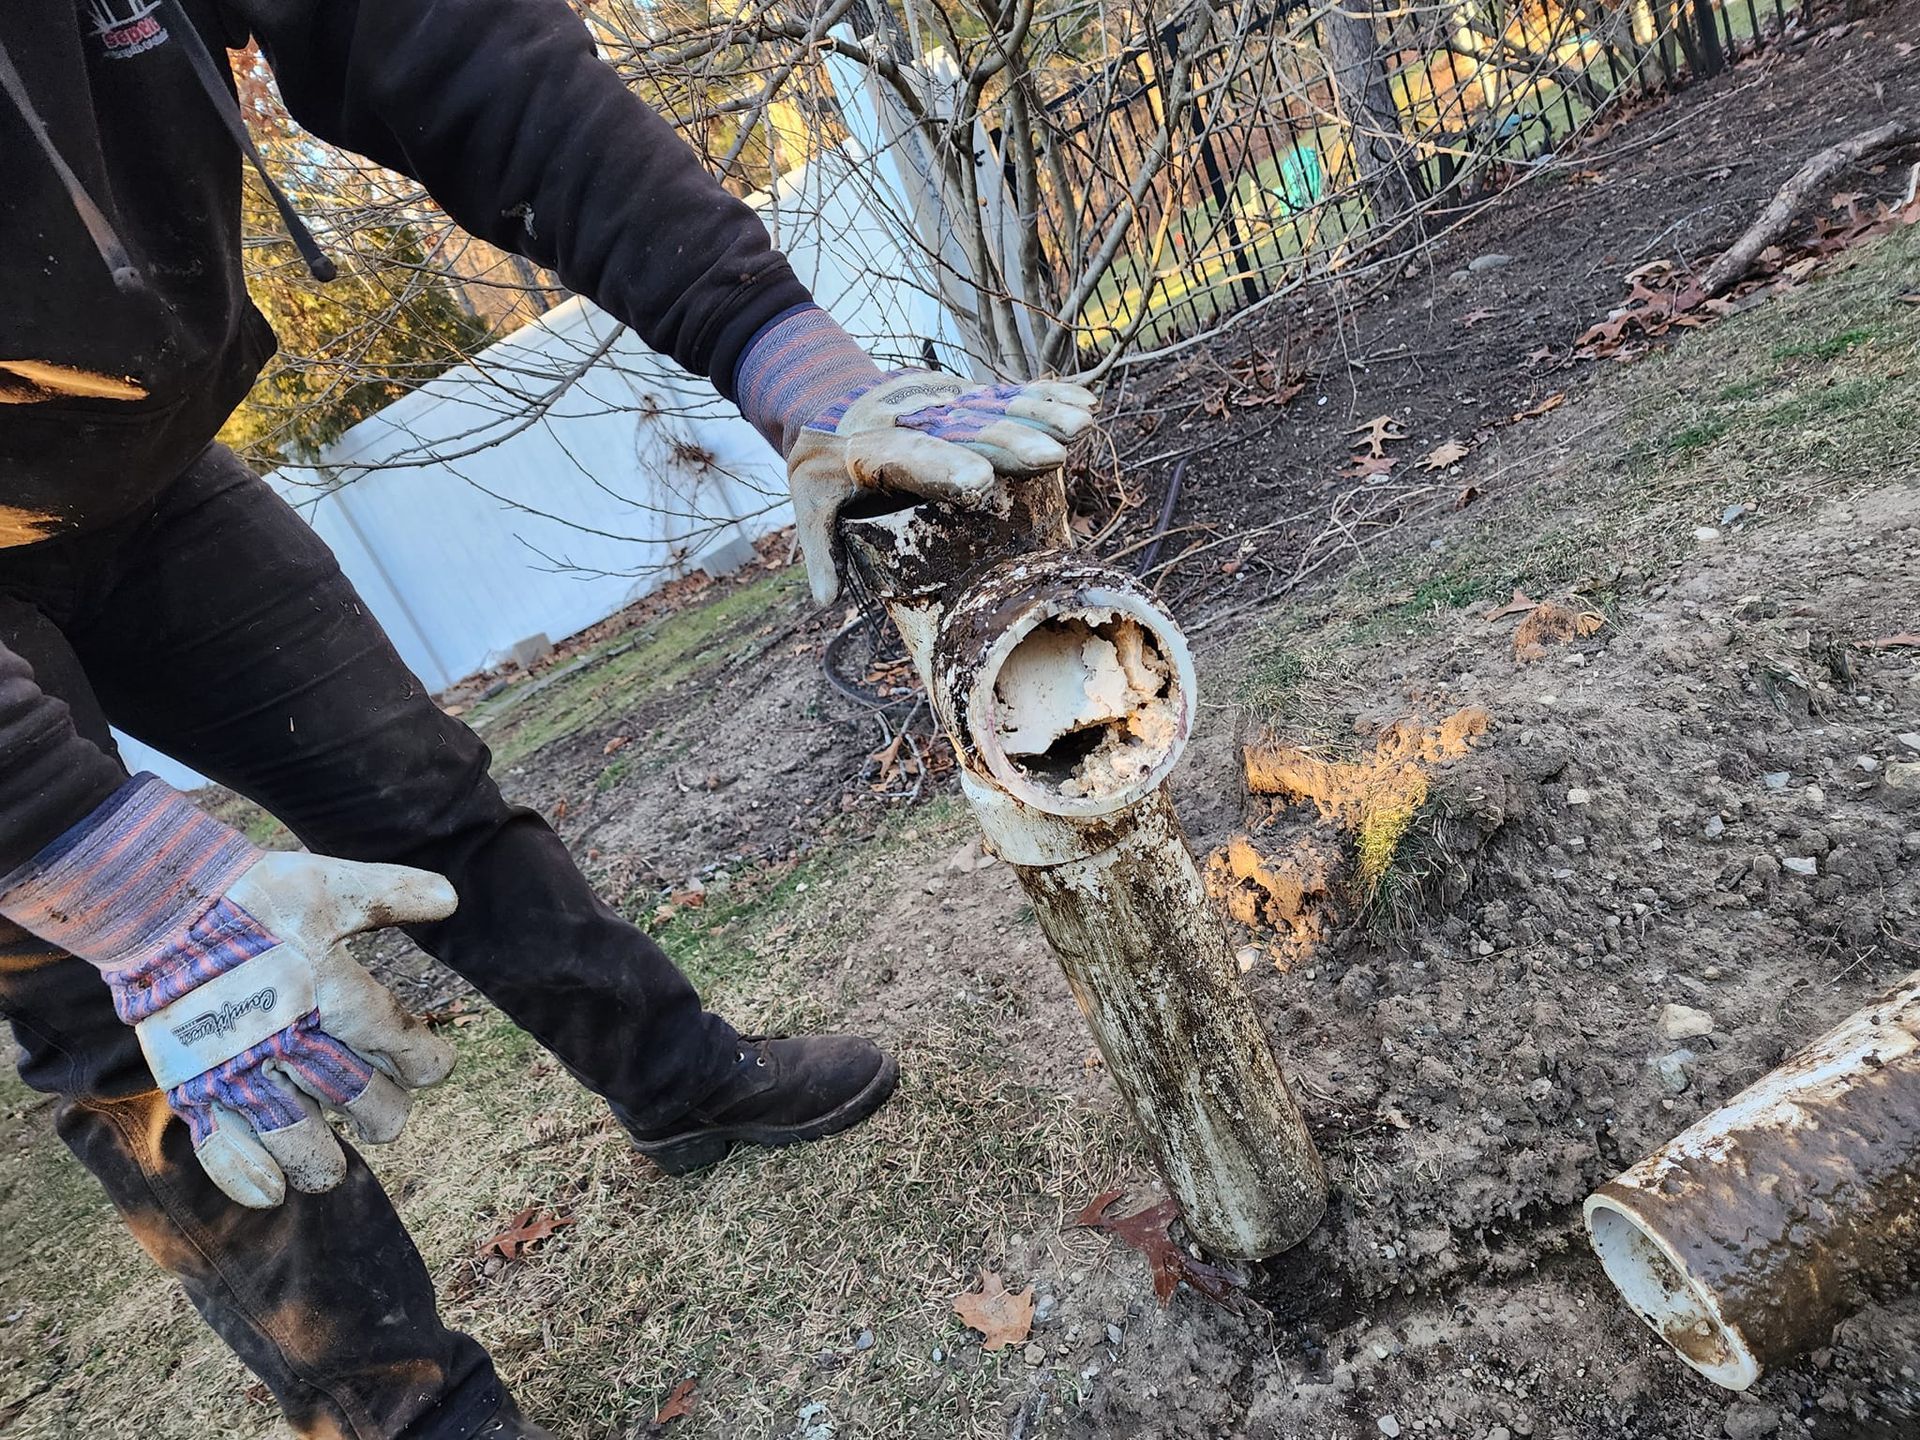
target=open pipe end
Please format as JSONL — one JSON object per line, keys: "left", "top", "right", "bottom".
{"left": 1583, "top": 1193, "right": 1761, "bottom": 1391}
{"left": 962, "top": 581, "right": 1195, "bottom": 818}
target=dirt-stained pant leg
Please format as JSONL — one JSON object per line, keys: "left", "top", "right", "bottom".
{"left": 0, "top": 598, "right": 504, "bottom": 1440}
{"left": 70, "top": 446, "right": 739, "bottom": 1131}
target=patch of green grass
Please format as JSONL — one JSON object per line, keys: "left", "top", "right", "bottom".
{"left": 472, "top": 568, "right": 804, "bottom": 769}
{"left": 593, "top": 753, "right": 635, "bottom": 793}
{"left": 1753, "top": 375, "right": 1886, "bottom": 433}
{"left": 1772, "top": 326, "right": 1876, "bottom": 361}
{"left": 1667, "top": 414, "right": 1731, "bottom": 455}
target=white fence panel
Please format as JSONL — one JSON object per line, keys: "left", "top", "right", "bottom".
{"left": 115, "top": 141, "right": 942, "bottom": 791}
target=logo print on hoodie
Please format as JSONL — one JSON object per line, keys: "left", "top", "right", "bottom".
{"left": 89, "top": 0, "right": 170, "bottom": 59}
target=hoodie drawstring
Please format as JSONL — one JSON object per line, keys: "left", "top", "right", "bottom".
{"left": 0, "top": 36, "right": 144, "bottom": 293}
{"left": 158, "top": 0, "right": 336, "bottom": 283}
{"left": 0, "top": 7, "right": 335, "bottom": 291}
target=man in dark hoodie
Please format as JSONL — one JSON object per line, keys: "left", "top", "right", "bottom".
{"left": 0, "top": 2, "right": 1095, "bottom": 1436}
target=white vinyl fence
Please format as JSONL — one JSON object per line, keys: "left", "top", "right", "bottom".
{"left": 118, "top": 136, "right": 971, "bottom": 789}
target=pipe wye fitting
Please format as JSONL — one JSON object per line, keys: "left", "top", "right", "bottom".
{"left": 1584, "top": 971, "right": 1920, "bottom": 1390}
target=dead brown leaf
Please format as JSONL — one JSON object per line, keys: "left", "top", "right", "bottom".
{"left": 1343, "top": 454, "right": 1398, "bottom": 479}
{"left": 1420, "top": 439, "right": 1470, "bottom": 471}
{"left": 1348, "top": 414, "right": 1407, "bottom": 457}
{"left": 1455, "top": 485, "right": 1481, "bottom": 509}
{"left": 481, "top": 1206, "right": 575, "bottom": 1261}
{"left": 1865, "top": 632, "right": 1920, "bottom": 649}
{"left": 1512, "top": 393, "right": 1566, "bottom": 421}
{"left": 654, "top": 1379, "right": 698, "bottom": 1425}
{"left": 1485, "top": 588, "right": 1540, "bottom": 622}
{"left": 952, "top": 1270, "right": 1034, "bottom": 1351}
{"left": 603, "top": 735, "right": 630, "bottom": 755}
{"left": 1075, "top": 1190, "right": 1243, "bottom": 1306}
{"left": 1459, "top": 307, "right": 1497, "bottom": 328}
{"left": 1525, "top": 344, "right": 1556, "bottom": 364}
{"left": 1237, "top": 380, "right": 1304, "bottom": 410}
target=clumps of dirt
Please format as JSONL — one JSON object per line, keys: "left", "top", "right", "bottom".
{"left": 1204, "top": 707, "right": 1493, "bottom": 966}
{"left": 1205, "top": 833, "right": 1345, "bottom": 962}
{"left": 1511, "top": 600, "right": 1605, "bottom": 662}
{"left": 1124, "top": 483, "right": 1920, "bottom": 1439}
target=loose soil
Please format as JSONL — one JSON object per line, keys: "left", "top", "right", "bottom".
{"left": 4, "top": 8, "right": 1919, "bottom": 1440}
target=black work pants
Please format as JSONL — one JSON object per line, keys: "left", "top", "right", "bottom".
{"left": 0, "top": 445, "right": 738, "bottom": 1438}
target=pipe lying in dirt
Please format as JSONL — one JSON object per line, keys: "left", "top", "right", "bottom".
{"left": 1584, "top": 972, "right": 1920, "bottom": 1390}
{"left": 844, "top": 481, "right": 1328, "bottom": 1260}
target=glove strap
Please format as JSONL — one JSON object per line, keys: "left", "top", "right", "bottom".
{"left": 733, "top": 304, "right": 884, "bottom": 456}
{"left": 0, "top": 773, "right": 261, "bottom": 979}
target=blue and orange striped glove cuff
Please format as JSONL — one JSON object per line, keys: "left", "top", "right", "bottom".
{"left": 734, "top": 304, "right": 886, "bottom": 457}
{"left": 0, "top": 773, "right": 262, "bottom": 1017}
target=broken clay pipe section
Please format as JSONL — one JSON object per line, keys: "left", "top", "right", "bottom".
{"left": 843, "top": 490, "right": 1328, "bottom": 1260}
{"left": 1584, "top": 970, "right": 1920, "bottom": 1390}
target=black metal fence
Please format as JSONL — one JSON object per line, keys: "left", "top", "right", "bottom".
{"left": 1029, "top": 0, "right": 1815, "bottom": 355}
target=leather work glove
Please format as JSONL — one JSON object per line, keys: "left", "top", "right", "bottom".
{"left": 734, "top": 305, "right": 1098, "bottom": 604}
{"left": 0, "top": 775, "right": 458, "bottom": 1208}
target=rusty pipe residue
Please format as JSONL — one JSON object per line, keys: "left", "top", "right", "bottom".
{"left": 1583, "top": 972, "right": 1920, "bottom": 1390}
{"left": 844, "top": 487, "right": 1328, "bottom": 1259}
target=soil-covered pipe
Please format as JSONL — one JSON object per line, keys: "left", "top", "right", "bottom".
{"left": 1584, "top": 972, "right": 1920, "bottom": 1390}
{"left": 844, "top": 482, "right": 1327, "bottom": 1259}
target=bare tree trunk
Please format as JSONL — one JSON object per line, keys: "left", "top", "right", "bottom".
{"left": 1320, "top": 0, "right": 1426, "bottom": 251}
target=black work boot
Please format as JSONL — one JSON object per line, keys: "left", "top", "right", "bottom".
{"left": 617, "top": 1035, "right": 898, "bottom": 1175}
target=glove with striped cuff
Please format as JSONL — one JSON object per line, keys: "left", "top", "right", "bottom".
{"left": 0, "top": 775, "right": 459, "bottom": 1208}
{"left": 734, "top": 305, "right": 1099, "bottom": 605}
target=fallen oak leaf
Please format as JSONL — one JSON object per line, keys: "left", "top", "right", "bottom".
{"left": 1421, "top": 439, "right": 1470, "bottom": 471}
{"left": 481, "top": 1205, "right": 575, "bottom": 1262}
{"left": 1348, "top": 414, "right": 1407, "bottom": 458}
{"left": 1074, "top": 1189, "right": 1244, "bottom": 1306}
{"left": 1486, "top": 588, "right": 1541, "bottom": 622}
{"left": 1864, "top": 633, "right": 1920, "bottom": 649}
{"left": 1455, "top": 485, "right": 1482, "bottom": 509}
{"left": 1459, "top": 307, "right": 1497, "bottom": 328}
{"left": 1342, "top": 453, "right": 1397, "bottom": 479}
{"left": 654, "top": 1378, "right": 698, "bottom": 1425}
{"left": 952, "top": 1270, "right": 1034, "bottom": 1351}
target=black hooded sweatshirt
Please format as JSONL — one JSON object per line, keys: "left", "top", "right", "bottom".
{"left": 0, "top": 0, "right": 814, "bottom": 863}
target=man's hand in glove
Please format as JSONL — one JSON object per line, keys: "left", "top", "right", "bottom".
{"left": 0, "top": 776, "right": 458, "bottom": 1207}
{"left": 734, "top": 306, "right": 1098, "bottom": 604}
